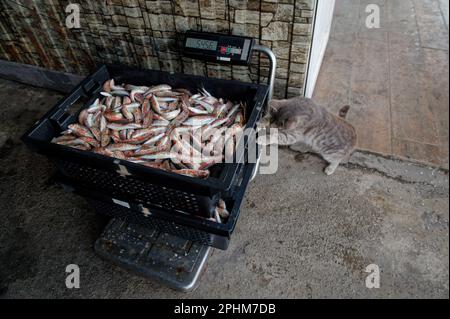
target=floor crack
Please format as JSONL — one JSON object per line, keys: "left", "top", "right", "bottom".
{"left": 342, "top": 161, "right": 440, "bottom": 188}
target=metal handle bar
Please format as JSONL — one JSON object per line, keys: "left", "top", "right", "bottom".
{"left": 253, "top": 44, "right": 276, "bottom": 111}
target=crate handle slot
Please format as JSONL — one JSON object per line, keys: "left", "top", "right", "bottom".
{"left": 83, "top": 79, "right": 101, "bottom": 96}
{"left": 47, "top": 77, "right": 101, "bottom": 131}
{"left": 49, "top": 93, "right": 88, "bottom": 131}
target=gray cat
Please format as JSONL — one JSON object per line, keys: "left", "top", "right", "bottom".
{"left": 259, "top": 96, "right": 357, "bottom": 175}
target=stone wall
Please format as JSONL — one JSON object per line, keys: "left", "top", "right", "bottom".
{"left": 0, "top": 0, "right": 316, "bottom": 98}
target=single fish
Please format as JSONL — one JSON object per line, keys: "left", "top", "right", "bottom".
{"left": 145, "top": 84, "right": 172, "bottom": 95}
{"left": 104, "top": 110, "right": 128, "bottom": 123}
{"left": 182, "top": 115, "right": 215, "bottom": 126}
{"left": 90, "top": 127, "right": 102, "bottom": 141}
{"left": 80, "top": 136, "right": 100, "bottom": 148}
{"left": 109, "top": 79, "right": 125, "bottom": 91}
{"left": 138, "top": 151, "right": 175, "bottom": 160}
{"left": 111, "top": 90, "right": 129, "bottom": 97}
{"left": 160, "top": 108, "right": 181, "bottom": 121}
{"left": 152, "top": 119, "right": 170, "bottom": 126}
{"left": 106, "top": 143, "right": 141, "bottom": 152}
{"left": 54, "top": 137, "right": 91, "bottom": 148}
{"left": 100, "top": 131, "right": 110, "bottom": 147}
{"left": 124, "top": 84, "right": 149, "bottom": 91}
{"left": 193, "top": 98, "right": 215, "bottom": 113}
{"left": 52, "top": 135, "right": 76, "bottom": 143}
{"left": 68, "top": 124, "right": 94, "bottom": 138}
{"left": 100, "top": 91, "right": 112, "bottom": 97}
{"left": 103, "top": 80, "right": 111, "bottom": 92}
{"left": 107, "top": 123, "right": 142, "bottom": 131}
{"left": 188, "top": 106, "right": 209, "bottom": 115}
{"left": 78, "top": 109, "right": 89, "bottom": 126}
{"left": 155, "top": 91, "right": 183, "bottom": 97}
{"left": 142, "top": 132, "right": 165, "bottom": 145}
{"left": 130, "top": 89, "right": 146, "bottom": 102}
{"left": 172, "top": 169, "right": 209, "bottom": 179}
{"left": 132, "top": 107, "right": 142, "bottom": 124}
{"left": 150, "top": 94, "right": 163, "bottom": 114}
{"left": 121, "top": 104, "right": 134, "bottom": 121}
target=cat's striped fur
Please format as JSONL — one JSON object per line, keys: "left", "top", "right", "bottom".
{"left": 260, "top": 96, "right": 357, "bottom": 175}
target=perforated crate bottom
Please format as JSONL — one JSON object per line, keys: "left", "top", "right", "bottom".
{"left": 57, "top": 159, "right": 219, "bottom": 217}
{"left": 88, "top": 198, "right": 230, "bottom": 250}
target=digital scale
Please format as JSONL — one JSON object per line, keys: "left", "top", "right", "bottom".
{"left": 183, "top": 30, "right": 255, "bottom": 65}
{"left": 183, "top": 30, "right": 276, "bottom": 102}
{"left": 91, "top": 31, "right": 277, "bottom": 291}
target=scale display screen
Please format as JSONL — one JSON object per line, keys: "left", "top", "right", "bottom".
{"left": 185, "top": 38, "right": 218, "bottom": 51}
{"left": 183, "top": 30, "right": 255, "bottom": 66}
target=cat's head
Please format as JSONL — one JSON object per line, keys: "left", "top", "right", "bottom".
{"left": 260, "top": 97, "right": 309, "bottom": 130}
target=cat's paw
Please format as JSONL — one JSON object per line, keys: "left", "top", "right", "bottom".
{"left": 324, "top": 165, "right": 337, "bottom": 175}
{"left": 257, "top": 131, "right": 278, "bottom": 146}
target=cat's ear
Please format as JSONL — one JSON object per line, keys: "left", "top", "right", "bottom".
{"left": 269, "top": 99, "right": 286, "bottom": 112}
{"left": 284, "top": 118, "right": 299, "bottom": 130}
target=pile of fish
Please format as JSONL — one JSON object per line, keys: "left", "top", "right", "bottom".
{"left": 52, "top": 79, "right": 246, "bottom": 180}
{"left": 52, "top": 79, "right": 245, "bottom": 223}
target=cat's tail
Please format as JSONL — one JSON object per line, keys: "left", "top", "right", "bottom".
{"left": 338, "top": 105, "right": 350, "bottom": 118}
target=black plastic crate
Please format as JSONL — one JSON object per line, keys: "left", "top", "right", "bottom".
{"left": 58, "top": 162, "right": 256, "bottom": 250}
{"left": 22, "top": 64, "right": 268, "bottom": 217}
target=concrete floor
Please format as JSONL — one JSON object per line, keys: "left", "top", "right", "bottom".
{"left": 0, "top": 78, "right": 448, "bottom": 298}
{"left": 314, "top": 0, "right": 449, "bottom": 168}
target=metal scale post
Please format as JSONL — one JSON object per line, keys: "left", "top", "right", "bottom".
{"left": 94, "top": 31, "right": 276, "bottom": 291}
